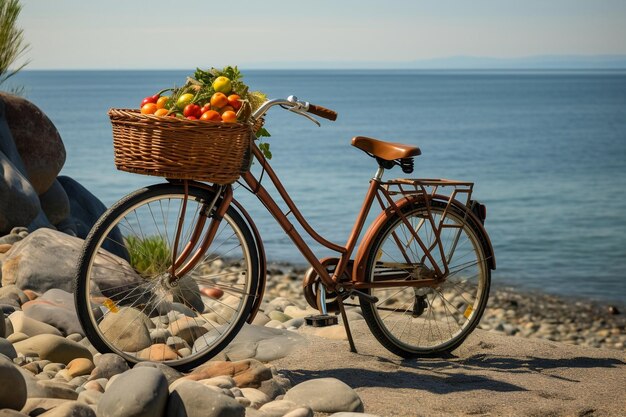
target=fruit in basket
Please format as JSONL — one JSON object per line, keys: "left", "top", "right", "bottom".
{"left": 210, "top": 92, "right": 228, "bottom": 109}
{"left": 140, "top": 94, "right": 159, "bottom": 107}
{"left": 183, "top": 104, "right": 202, "bottom": 118}
{"left": 154, "top": 108, "right": 169, "bottom": 117}
{"left": 176, "top": 93, "right": 195, "bottom": 110}
{"left": 212, "top": 76, "right": 232, "bottom": 94}
{"left": 140, "top": 103, "right": 158, "bottom": 115}
{"left": 221, "top": 111, "right": 237, "bottom": 123}
{"left": 156, "top": 96, "right": 169, "bottom": 109}
{"left": 200, "top": 110, "right": 221, "bottom": 121}
{"left": 227, "top": 94, "right": 242, "bottom": 110}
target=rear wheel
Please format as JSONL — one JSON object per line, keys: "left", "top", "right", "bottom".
{"left": 360, "top": 200, "right": 491, "bottom": 357}
{"left": 75, "top": 184, "right": 259, "bottom": 370}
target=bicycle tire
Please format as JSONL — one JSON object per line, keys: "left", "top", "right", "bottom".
{"left": 75, "top": 183, "right": 259, "bottom": 371}
{"left": 360, "top": 199, "right": 491, "bottom": 357}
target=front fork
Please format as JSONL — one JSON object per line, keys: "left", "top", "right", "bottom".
{"left": 167, "top": 183, "right": 233, "bottom": 284}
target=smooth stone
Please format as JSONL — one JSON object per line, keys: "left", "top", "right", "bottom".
{"left": 150, "top": 328, "right": 172, "bottom": 343}
{"left": 98, "top": 307, "right": 153, "bottom": 352}
{"left": 165, "top": 336, "right": 188, "bottom": 350}
{"left": 172, "top": 276, "right": 204, "bottom": 313}
{"left": 57, "top": 176, "right": 128, "bottom": 259}
{"left": 0, "top": 92, "right": 66, "bottom": 195}
{"left": 83, "top": 379, "right": 106, "bottom": 393}
{"left": 0, "top": 150, "right": 41, "bottom": 234}
{"left": 329, "top": 414, "right": 381, "bottom": 417}
{"left": 223, "top": 325, "right": 305, "bottom": 362}
{"left": 264, "top": 320, "right": 285, "bottom": 329}
{"left": 66, "top": 333, "right": 83, "bottom": 342}
{"left": 38, "top": 400, "right": 97, "bottom": 417}
{"left": 268, "top": 311, "right": 292, "bottom": 323}
{"left": 283, "top": 378, "right": 363, "bottom": 413}
{"left": 0, "top": 409, "right": 29, "bottom": 416}
{"left": 66, "top": 358, "right": 95, "bottom": 377}
{"left": 77, "top": 389, "right": 102, "bottom": 406}
{"left": 240, "top": 388, "right": 271, "bottom": 409}
{"left": 137, "top": 343, "right": 179, "bottom": 361}
{"left": 167, "top": 316, "right": 208, "bottom": 345}
{"left": 42, "top": 362, "right": 65, "bottom": 374}
{"left": 0, "top": 285, "right": 29, "bottom": 305}
{"left": 0, "top": 355, "right": 27, "bottom": 410}
{"left": 0, "top": 312, "right": 5, "bottom": 337}
{"left": 13, "top": 334, "right": 92, "bottom": 364}
{"left": 98, "top": 367, "right": 169, "bottom": 417}
{"left": 314, "top": 325, "right": 347, "bottom": 340}
{"left": 68, "top": 376, "right": 89, "bottom": 388}
{"left": 36, "top": 380, "right": 79, "bottom": 400}
{"left": 19, "top": 398, "right": 70, "bottom": 416}
{"left": 1, "top": 228, "right": 140, "bottom": 294}
{"left": 8, "top": 311, "right": 62, "bottom": 337}
{"left": 283, "top": 306, "right": 318, "bottom": 319}
{"left": 197, "top": 376, "right": 237, "bottom": 389}
{"left": 23, "top": 297, "right": 83, "bottom": 337}
{"left": 38, "top": 179, "right": 70, "bottom": 227}
{"left": 258, "top": 400, "right": 301, "bottom": 417}
{"left": 257, "top": 378, "right": 287, "bottom": 400}
{"left": 283, "top": 318, "right": 305, "bottom": 329}
{"left": 166, "top": 380, "right": 245, "bottom": 417}
{"left": 7, "top": 332, "right": 28, "bottom": 344}
{"left": 89, "top": 353, "right": 129, "bottom": 380}
{"left": 184, "top": 359, "right": 272, "bottom": 389}
{"left": 251, "top": 312, "right": 270, "bottom": 326}
{"left": 0, "top": 337, "right": 17, "bottom": 359}
{"left": 283, "top": 408, "right": 314, "bottom": 417}
{"left": 133, "top": 361, "right": 183, "bottom": 386}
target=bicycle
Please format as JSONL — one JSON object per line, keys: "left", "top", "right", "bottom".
{"left": 75, "top": 95, "right": 496, "bottom": 370}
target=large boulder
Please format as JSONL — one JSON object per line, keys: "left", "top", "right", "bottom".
{"left": 0, "top": 150, "right": 41, "bottom": 234}
{"left": 1, "top": 228, "right": 142, "bottom": 294}
{"left": 38, "top": 178, "right": 71, "bottom": 227}
{"left": 0, "top": 93, "right": 65, "bottom": 195}
{"left": 57, "top": 175, "right": 127, "bottom": 259}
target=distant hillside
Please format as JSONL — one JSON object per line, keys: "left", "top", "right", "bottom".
{"left": 246, "top": 55, "right": 626, "bottom": 70}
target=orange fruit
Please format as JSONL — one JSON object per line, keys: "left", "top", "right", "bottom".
{"left": 210, "top": 92, "right": 228, "bottom": 109}
{"left": 221, "top": 110, "right": 237, "bottom": 123}
{"left": 219, "top": 105, "right": 235, "bottom": 114}
{"left": 140, "top": 103, "right": 158, "bottom": 115}
{"left": 200, "top": 110, "right": 221, "bottom": 121}
{"left": 154, "top": 108, "right": 169, "bottom": 117}
{"left": 156, "top": 96, "right": 169, "bottom": 109}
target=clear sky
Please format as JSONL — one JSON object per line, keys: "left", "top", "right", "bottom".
{"left": 16, "top": 0, "right": 626, "bottom": 69}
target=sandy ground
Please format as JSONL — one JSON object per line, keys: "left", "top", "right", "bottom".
{"left": 271, "top": 321, "right": 626, "bottom": 417}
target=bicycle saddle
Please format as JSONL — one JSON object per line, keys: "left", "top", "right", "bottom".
{"left": 351, "top": 136, "right": 421, "bottom": 161}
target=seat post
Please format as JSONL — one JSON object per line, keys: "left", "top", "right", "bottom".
{"left": 373, "top": 166, "right": 385, "bottom": 181}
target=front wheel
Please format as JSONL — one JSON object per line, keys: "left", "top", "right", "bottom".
{"left": 360, "top": 200, "right": 491, "bottom": 357}
{"left": 75, "top": 184, "right": 259, "bottom": 371}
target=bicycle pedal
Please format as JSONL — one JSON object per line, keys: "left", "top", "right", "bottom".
{"left": 305, "top": 314, "right": 339, "bottom": 327}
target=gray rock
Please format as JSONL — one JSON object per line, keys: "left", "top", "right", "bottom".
{"left": 283, "top": 378, "right": 363, "bottom": 413}
{"left": 283, "top": 408, "right": 314, "bottom": 417}
{"left": 89, "top": 353, "right": 129, "bottom": 380}
{"left": 23, "top": 301, "right": 83, "bottom": 337}
{"left": 0, "top": 312, "right": 4, "bottom": 338}
{"left": 0, "top": 150, "right": 40, "bottom": 234}
{"left": 0, "top": 355, "right": 27, "bottom": 410}
{"left": 0, "top": 409, "right": 29, "bottom": 416}
{"left": 257, "top": 378, "right": 286, "bottom": 400}
{"left": 258, "top": 400, "right": 301, "bottom": 417}
{"left": 0, "top": 233, "right": 22, "bottom": 245}
{"left": 38, "top": 400, "right": 96, "bottom": 417}
{"left": 329, "top": 413, "right": 381, "bottom": 417}
{"left": 98, "top": 367, "right": 168, "bottom": 417}
{"left": 57, "top": 176, "right": 127, "bottom": 259}
{"left": 0, "top": 336, "right": 17, "bottom": 360}
{"left": 0, "top": 285, "right": 29, "bottom": 305}
{"left": 13, "top": 334, "right": 92, "bottom": 364}
{"left": 19, "top": 398, "right": 69, "bottom": 416}
{"left": 36, "top": 380, "right": 79, "bottom": 400}
{"left": 240, "top": 387, "right": 271, "bottom": 409}
{"left": 0, "top": 92, "right": 66, "bottom": 195}
{"left": 133, "top": 361, "right": 183, "bottom": 386}
{"left": 8, "top": 311, "right": 63, "bottom": 337}
{"left": 1, "top": 228, "right": 142, "bottom": 294}
{"left": 166, "top": 380, "right": 245, "bottom": 417}
{"left": 77, "top": 389, "right": 102, "bottom": 406}
{"left": 99, "top": 307, "right": 153, "bottom": 352}
{"left": 38, "top": 179, "right": 70, "bottom": 226}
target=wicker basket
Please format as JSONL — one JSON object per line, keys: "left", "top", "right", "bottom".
{"left": 109, "top": 108, "right": 253, "bottom": 185}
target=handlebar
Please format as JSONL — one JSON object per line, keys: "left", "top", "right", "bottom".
{"left": 251, "top": 95, "right": 338, "bottom": 125}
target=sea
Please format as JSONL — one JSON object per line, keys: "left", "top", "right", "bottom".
{"left": 8, "top": 69, "right": 626, "bottom": 306}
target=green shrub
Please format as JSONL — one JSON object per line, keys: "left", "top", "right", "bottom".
{"left": 0, "top": 0, "right": 29, "bottom": 92}
{"left": 125, "top": 235, "right": 171, "bottom": 277}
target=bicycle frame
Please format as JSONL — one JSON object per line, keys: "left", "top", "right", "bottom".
{"left": 171, "top": 140, "right": 494, "bottom": 295}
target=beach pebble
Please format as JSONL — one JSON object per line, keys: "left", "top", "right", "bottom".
{"left": 138, "top": 343, "right": 179, "bottom": 361}
{"left": 283, "top": 408, "right": 314, "bottom": 417}
{"left": 268, "top": 311, "right": 292, "bottom": 323}
{"left": 150, "top": 328, "right": 172, "bottom": 343}
{"left": 13, "top": 334, "right": 92, "bottom": 364}
{"left": 251, "top": 312, "right": 271, "bottom": 326}
{"left": 240, "top": 387, "right": 271, "bottom": 409}
{"left": 166, "top": 380, "right": 245, "bottom": 417}
{"left": 0, "top": 356, "right": 27, "bottom": 410}
{"left": 7, "top": 332, "right": 29, "bottom": 343}
{"left": 36, "top": 380, "right": 79, "bottom": 400}
{"left": 184, "top": 359, "right": 272, "bottom": 388}
{"left": 8, "top": 311, "right": 62, "bottom": 337}
{"left": 77, "top": 389, "right": 102, "bottom": 406}
{"left": 98, "top": 367, "right": 169, "bottom": 417}
{"left": 66, "top": 357, "right": 95, "bottom": 378}
{"left": 83, "top": 379, "right": 107, "bottom": 392}
{"left": 23, "top": 301, "right": 83, "bottom": 337}
{"left": 329, "top": 413, "right": 382, "bottom": 417}
{"left": 197, "top": 375, "right": 237, "bottom": 389}
{"left": 168, "top": 316, "right": 208, "bottom": 345}
{"left": 89, "top": 353, "right": 129, "bottom": 380}
{"left": 314, "top": 325, "right": 347, "bottom": 340}
{"left": 37, "top": 400, "right": 96, "bottom": 417}
{"left": 258, "top": 399, "right": 302, "bottom": 417}
{"left": 134, "top": 361, "right": 183, "bottom": 386}
{"left": 284, "top": 378, "right": 364, "bottom": 413}
{"left": 0, "top": 337, "right": 16, "bottom": 359}
{"left": 0, "top": 409, "right": 29, "bottom": 416}
{"left": 20, "top": 398, "right": 70, "bottom": 416}
{"left": 98, "top": 307, "right": 153, "bottom": 352}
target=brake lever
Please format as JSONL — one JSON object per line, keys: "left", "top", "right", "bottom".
{"left": 289, "top": 107, "right": 321, "bottom": 127}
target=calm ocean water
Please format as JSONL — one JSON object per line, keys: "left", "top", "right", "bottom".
{"left": 9, "top": 70, "right": 626, "bottom": 305}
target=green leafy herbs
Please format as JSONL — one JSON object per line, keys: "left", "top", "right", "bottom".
{"left": 125, "top": 235, "right": 171, "bottom": 277}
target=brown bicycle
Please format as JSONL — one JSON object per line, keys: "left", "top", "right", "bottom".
{"left": 75, "top": 96, "right": 496, "bottom": 370}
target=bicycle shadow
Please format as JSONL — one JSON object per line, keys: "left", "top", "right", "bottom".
{"left": 280, "top": 353, "right": 625, "bottom": 394}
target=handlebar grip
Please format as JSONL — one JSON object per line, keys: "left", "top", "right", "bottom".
{"left": 307, "top": 104, "right": 338, "bottom": 121}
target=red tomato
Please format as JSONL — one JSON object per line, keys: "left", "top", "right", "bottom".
{"left": 186, "top": 116, "right": 198, "bottom": 120}
{"left": 221, "top": 110, "right": 237, "bottom": 123}
{"left": 183, "top": 104, "right": 201, "bottom": 118}
{"left": 200, "top": 104, "right": 211, "bottom": 114}
{"left": 140, "top": 95, "right": 158, "bottom": 107}
{"left": 227, "top": 94, "right": 241, "bottom": 110}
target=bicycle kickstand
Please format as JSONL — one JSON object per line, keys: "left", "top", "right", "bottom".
{"left": 336, "top": 295, "right": 358, "bottom": 353}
